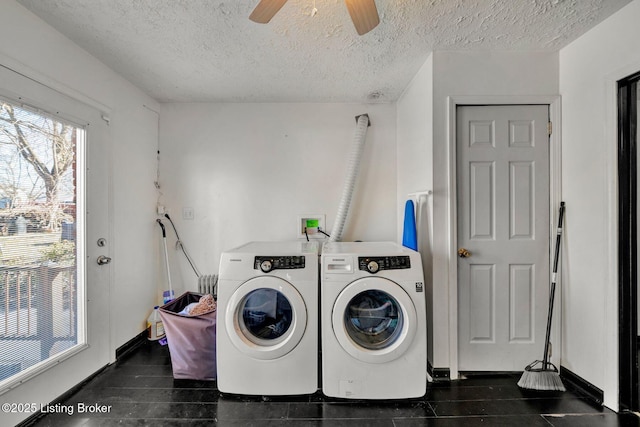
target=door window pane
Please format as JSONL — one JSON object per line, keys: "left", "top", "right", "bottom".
{"left": 0, "top": 98, "right": 82, "bottom": 384}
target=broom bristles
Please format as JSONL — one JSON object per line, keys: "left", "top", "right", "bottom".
{"left": 517, "top": 360, "right": 566, "bottom": 391}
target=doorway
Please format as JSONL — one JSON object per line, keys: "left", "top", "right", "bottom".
{"left": 618, "top": 70, "right": 640, "bottom": 412}
{"left": 446, "top": 96, "right": 561, "bottom": 379}
{"left": 0, "top": 64, "right": 112, "bottom": 424}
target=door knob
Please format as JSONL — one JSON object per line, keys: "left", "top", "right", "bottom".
{"left": 97, "top": 255, "right": 112, "bottom": 265}
{"left": 457, "top": 248, "right": 471, "bottom": 258}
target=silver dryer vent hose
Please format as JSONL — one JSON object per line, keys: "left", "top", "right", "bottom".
{"left": 329, "top": 114, "right": 370, "bottom": 242}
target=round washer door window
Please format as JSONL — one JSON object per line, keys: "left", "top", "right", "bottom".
{"left": 226, "top": 276, "right": 307, "bottom": 360}
{"left": 241, "top": 288, "right": 292, "bottom": 342}
{"left": 344, "top": 289, "right": 403, "bottom": 350}
{"left": 332, "top": 277, "right": 417, "bottom": 364}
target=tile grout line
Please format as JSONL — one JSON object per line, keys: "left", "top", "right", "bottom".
{"left": 426, "top": 400, "right": 438, "bottom": 417}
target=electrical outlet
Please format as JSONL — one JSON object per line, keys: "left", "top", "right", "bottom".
{"left": 182, "top": 207, "right": 194, "bottom": 220}
{"left": 297, "top": 215, "right": 326, "bottom": 239}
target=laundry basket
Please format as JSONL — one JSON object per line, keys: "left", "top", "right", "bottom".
{"left": 159, "top": 292, "right": 217, "bottom": 380}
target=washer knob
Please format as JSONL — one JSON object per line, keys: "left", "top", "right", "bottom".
{"left": 367, "top": 260, "right": 379, "bottom": 274}
{"left": 260, "top": 260, "right": 273, "bottom": 273}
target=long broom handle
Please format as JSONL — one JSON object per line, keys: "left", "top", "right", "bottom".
{"left": 157, "top": 220, "right": 173, "bottom": 294}
{"left": 542, "top": 202, "right": 565, "bottom": 367}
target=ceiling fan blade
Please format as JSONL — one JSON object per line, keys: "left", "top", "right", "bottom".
{"left": 249, "top": 0, "right": 289, "bottom": 24}
{"left": 345, "top": 0, "right": 380, "bottom": 35}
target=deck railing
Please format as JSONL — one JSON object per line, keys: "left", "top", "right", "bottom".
{"left": 0, "top": 264, "right": 77, "bottom": 359}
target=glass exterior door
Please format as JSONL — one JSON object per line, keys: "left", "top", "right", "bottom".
{"left": 0, "top": 64, "right": 110, "bottom": 421}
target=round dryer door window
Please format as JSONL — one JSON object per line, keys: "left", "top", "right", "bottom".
{"left": 225, "top": 276, "right": 307, "bottom": 360}
{"left": 332, "top": 277, "right": 417, "bottom": 364}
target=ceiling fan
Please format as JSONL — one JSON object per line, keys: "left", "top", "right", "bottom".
{"left": 249, "top": 0, "right": 380, "bottom": 36}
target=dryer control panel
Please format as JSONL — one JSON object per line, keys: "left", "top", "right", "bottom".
{"left": 254, "top": 256, "right": 305, "bottom": 273}
{"left": 358, "top": 256, "right": 411, "bottom": 274}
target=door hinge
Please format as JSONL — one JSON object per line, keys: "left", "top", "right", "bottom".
{"left": 548, "top": 121, "right": 552, "bottom": 136}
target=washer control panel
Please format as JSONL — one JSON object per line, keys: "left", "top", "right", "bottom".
{"left": 254, "top": 256, "right": 305, "bottom": 273}
{"left": 358, "top": 256, "right": 411, "bottom": 274}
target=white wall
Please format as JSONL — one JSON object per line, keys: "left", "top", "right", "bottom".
{"left": 0, "top": 2, "right": 159, "bottom": 423}
{"left": 159, "top": 103, "right": 397, "bottom": 292}
{"left": 397, "top": 54, "right": 434, "bottom": 363}
{"left": 430, "top": 51, "right": 559, "bottom": 371}
{"left": 559, "top": 0, "right": 640, "bottom": 410}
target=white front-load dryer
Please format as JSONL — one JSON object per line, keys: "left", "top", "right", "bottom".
{"left": 321, "top": 241, "right": 427, "bottom": 399}
{"left": 217, "top": 241, "right": 319, "bottom": 395}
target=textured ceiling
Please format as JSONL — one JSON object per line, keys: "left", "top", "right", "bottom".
{"left": 16, "top": 0, "right": 632, "bottom": 103}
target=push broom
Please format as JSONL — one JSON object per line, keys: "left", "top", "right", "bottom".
{"left": 518, "top": 202, "right": 566, "bottom": 391}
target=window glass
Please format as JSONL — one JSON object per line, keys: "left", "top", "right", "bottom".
{"left": 0, "top": 98, "right": 81, "bottom": 384}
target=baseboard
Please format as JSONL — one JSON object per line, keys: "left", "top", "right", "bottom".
{"left": 115, "top": 330, "right": 148, "bottom": 360}
{"left": 427, "top": 361, "right": 451, "bottom": 381}
{"left": 560, "top": 365, "right": 604, "bottom": 406}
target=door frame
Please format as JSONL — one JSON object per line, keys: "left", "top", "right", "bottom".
{"left": 446, "top": 95, "right": 562, "bottom": 379}
{"left": 618, "top": 71, "right": 640, "bottom": 412}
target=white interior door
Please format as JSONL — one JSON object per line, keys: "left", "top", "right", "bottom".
{"left": 0, "top": 64, "right": 111, "bottom": 425}
{"left": 457, "top": 105, "right": 550, "bottom": 371}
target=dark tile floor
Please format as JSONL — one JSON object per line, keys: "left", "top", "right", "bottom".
{"left": 26, "top": 341, "right": 640, "bottom": 426}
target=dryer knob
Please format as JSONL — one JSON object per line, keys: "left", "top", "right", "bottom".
{"left": 367, "top": 260, "right": 379, "bottom": 274}
{"left": 260, "top": 260, "right": 273, "bottom": 273}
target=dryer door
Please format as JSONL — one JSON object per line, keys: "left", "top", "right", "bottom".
{"left": 332, "top": 277, "right": 417, "bottom": 364}
{"left": 225, "top": 276, "right": 307, "bottom": 360}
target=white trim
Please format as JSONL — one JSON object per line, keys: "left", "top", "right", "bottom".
{"left": 77, "top": 126, "right": 88, "bottom": 360}
{"left": 603, "top": 75, "right": 619, "bottom": 412}
{"left": 0, "top": 344, "right": 89, "bottom": 396}
{"left": 0, "top": 52, "right": 111, "bottom": 114}
{"left": 446, "top": 97, "right": 459, "bottom": 379}
{"left": 446, "top": 95, "right": 562, "bottom": 379}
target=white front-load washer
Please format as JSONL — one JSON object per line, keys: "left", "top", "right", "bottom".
{"left": 217, "top": 241, "right": 319, "bottom": 395}
{"left": 321, "top": 241, "right": 427, "bottom": 399}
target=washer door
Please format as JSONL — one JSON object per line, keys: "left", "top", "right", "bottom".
{"left": 332, "top": 277, "right": 417, "bottom": 364}
{"left": 225, "top": 276, "right": 307, "bottom": 360}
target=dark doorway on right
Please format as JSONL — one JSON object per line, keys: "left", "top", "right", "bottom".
{"left": 618, "top": 70, "right": 640, "bottom": 412}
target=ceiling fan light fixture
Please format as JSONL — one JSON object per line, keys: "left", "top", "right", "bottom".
{"left": 249, "top": 0, "right": 380, "bottom": 36}
{"left": 344, "top": 0, "right": 380, "bottom": 35}
{"left": 249, "top": 0, "right": 288, "bottom": 24}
